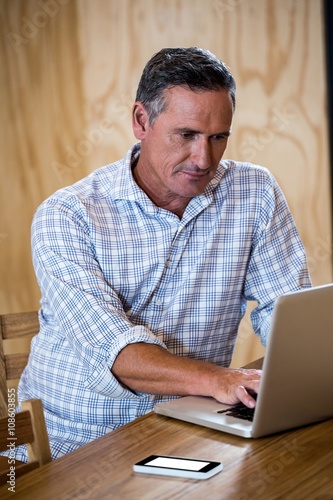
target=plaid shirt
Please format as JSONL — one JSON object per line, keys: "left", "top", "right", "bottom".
{"left": 17, "top": 143, "right": 310, "bottom": 459}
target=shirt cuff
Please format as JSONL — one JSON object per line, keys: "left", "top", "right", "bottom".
{"left": 83, "top": 325, "right": 167, "bottom": 399}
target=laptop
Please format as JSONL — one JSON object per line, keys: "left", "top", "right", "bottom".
{"left": 154, "top": 284, "right": 333, "bottom": 438}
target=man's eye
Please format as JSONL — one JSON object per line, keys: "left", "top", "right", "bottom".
{"left": 217, "top": 133, "right": 231, "bottom": 141}
{"left": 181, "top": 132, "right": 195, "bottom": 139}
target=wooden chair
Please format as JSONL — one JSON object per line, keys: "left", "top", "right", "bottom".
{"left": 0, "top": 398, "right": 51, "bottom": 485}
{"left": 0, "top": 311, "right": 39, "bottom": 418}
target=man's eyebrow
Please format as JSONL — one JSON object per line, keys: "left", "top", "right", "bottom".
{"left": 214, "top": 130, "right": 232, "bottom": 137}
{"left": 175, "top": 127, "right": 232, "bottom": 136}
{"left": 174, "top": 127, "right": 200, "bottom": 133}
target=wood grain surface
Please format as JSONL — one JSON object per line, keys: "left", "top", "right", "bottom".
{"left": 0, "top": 410, "right": 332, "bottom": 499}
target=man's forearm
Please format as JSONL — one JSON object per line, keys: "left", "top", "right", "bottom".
{"left": 111, "top": 342, "right": 261, "bottom": 407}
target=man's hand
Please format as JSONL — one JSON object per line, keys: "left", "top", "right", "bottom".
{"left": 210, "top": 367, "right": 261, "bottom": 408}
{"left": 112, "top": 343, "right": 262, "bottom": 408}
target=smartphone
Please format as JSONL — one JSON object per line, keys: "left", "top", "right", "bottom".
{"left": 133, "top": 454, "right": 223, "bottom": 480}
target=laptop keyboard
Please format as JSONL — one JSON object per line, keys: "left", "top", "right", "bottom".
{"left": 217, "top": 397, "right": 257, "bottom": 422}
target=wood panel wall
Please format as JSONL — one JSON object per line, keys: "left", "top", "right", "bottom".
{"left": 1, "top": 0, "right": 331, "bottom": 366}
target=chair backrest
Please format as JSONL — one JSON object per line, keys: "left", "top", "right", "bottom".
{"left": 0, "top": 398, "right": 51, "bottom": 485}
{"left": 0, "top": 311, "right": 39, "bottom": 417}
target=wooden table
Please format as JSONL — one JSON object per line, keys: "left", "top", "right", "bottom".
{"left": 1, "top": 360, "right": 333, "bottom": 499}
{"left": 0, "top": 413, "right": 332, "bottom": 499}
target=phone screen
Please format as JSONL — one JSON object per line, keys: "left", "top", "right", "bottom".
{"left": 144, "top": 456, "right": 210, "bottom": 471}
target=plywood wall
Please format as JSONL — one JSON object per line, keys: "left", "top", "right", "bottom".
{"left": 1, "top": 0, "right": 331, "bottom": 366}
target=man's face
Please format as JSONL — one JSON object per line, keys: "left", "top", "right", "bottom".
{"left": 132, "top": 86, "right": 234, "bottom": 212}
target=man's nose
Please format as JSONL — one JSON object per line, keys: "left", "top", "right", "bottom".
{"left": 191, "top": 140, "right": 211, "bottom": 170}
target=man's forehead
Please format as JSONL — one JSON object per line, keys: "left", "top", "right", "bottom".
{"left": 161, "top": 86, "right": 234, "bottom": 129}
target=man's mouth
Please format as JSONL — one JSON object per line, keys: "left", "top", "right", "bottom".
{"left": 179, "top": 168, "right": 210, "bottom": 177}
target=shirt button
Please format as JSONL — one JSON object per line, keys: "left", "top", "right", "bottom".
{"left": 155, "top": 298, "right": 163, "bottom": 306}
{"left": 165, "top": 260, "right": 171, "bottom": 267}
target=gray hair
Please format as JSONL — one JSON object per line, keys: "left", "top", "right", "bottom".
{"left": 135, "top": 47, "right": 236, "bottom": 125}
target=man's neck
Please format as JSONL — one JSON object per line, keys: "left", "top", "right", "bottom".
{"left": 132, "top": 160, "right": 189, "bottom": 219}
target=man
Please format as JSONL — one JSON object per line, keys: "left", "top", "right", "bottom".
{"left": 18, "top": 47, "right": 311, "bottom": 460}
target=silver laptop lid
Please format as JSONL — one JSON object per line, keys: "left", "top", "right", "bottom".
{"left": 251, "top": 283, "right": 333, "bottom": 437}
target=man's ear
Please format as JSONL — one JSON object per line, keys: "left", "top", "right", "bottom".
{"left": 132, "top": 102, "right": 150, "bottom": 140}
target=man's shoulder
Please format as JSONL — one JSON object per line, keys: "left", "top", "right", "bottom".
{"left": 211, "top": 160, "right": 277, "bottom": 201}
{"left": 39, "top": 146, "right": 136, "bottom": 212}
{"left": 221, "top": 159, "right": 272, "bottom": 177}
{"left": 218, "top": 159, "right": 276, "bottom": 189}
{"left": 57, "top": 158, "right": 125, "bottom": 200}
